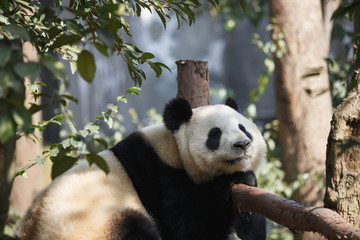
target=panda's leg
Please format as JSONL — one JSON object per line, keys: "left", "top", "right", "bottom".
{"left": 107, "top": 209, "right": 161, "bottom": 240}
{"left": 231, "top": 171, "right": 267, "bottom": 240}
{"left": 235, "top": 211, "right": 266, "bottom": 240}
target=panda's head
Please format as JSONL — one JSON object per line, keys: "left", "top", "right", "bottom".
{"left": 163, "top": 98, "right": 267, "bottom": 183}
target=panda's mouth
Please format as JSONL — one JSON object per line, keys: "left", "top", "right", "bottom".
{"left": 225, "top": 156, "right": 249, "bottom": 165}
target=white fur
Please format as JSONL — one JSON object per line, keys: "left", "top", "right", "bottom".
{"left": 140, "top": 123, "right": 183, "bottom": 169}
{"left": 17, "top": 103, "right": 266, "bottom": 239}
{"left": 173, "top": 104, "right": 266, "bottom": 183}
{"left": 16, "top": 150, "right": 146, "bottom": 240}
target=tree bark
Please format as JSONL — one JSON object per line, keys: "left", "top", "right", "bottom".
{"left": 9, "top": 43, "right": 44, "bottom": 214}
{"left": 232, "top": 184, "right": 360, "bottom": 240}
{"left": 324, "top": 12, "right": 360, "bottom": 228}
{"left": 269, "top": 1, "right": 334, "bottom": 239}
{"left": 176, "top": 60, "right": 210, "bottom": 108}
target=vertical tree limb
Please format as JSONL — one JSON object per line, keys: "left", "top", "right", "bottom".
{"left": 176, "top": 60, "right": 209, "bottom": 108}
{"left": 324, "top": 10, "right": 360, "bottom": 228}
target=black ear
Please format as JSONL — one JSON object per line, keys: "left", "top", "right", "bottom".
{"left": 163, "top": 98, "right": 193, "bottom": 132}
{"left": 225, "top": 97, "right": 239, "bottom": 112}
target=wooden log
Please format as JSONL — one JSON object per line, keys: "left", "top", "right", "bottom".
{"left": 232, "top": 184, "right": 360, "bottom": 240}
{"left": 176, "top": 60, "right": 209, "bottom": 108}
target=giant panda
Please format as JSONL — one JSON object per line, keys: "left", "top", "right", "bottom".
{"left": 16, "top": 97, "right": 267, "bottom": 240}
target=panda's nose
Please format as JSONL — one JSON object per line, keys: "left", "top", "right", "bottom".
{"left": 233, "top": 140, "right": 251, "bottom": 150}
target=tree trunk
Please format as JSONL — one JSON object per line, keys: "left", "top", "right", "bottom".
{"left": 0, "top": 41, "right": 44, "bottom": 237}
{"left": 176, "top": 60, "right": 210, "bottom": 108}
{"left": 324, "top": 12, "right": 360, "bottom": 228}
{"left": 9, "top": 42, "right": 44, "bottom": 214}
{"left": 269, "top": 1, "right": 333, "bottom": 239}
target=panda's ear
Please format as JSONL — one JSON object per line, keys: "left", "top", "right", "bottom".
{"left": 225, "top": 97, "right": 239, "bottom": 112}
{"left": 163, "top": 98, "right": 193, "bottom": 132}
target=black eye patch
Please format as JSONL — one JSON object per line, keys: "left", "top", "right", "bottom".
{"left": 206, "top": 127, "right": 222, "bottom": 150}
{"left": 238, "top": 124, "right": 253, "bottom": 141}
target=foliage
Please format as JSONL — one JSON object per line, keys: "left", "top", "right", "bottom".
{"left": 0, "top": 0, "right": 218, "bottom": 180}
{"left": 4, "top": 209, "right": 21, "bottom": 238}
{"left": 0, "top": 0, "right": 200, "bottom": 140}
{"left": 326, "top": 58, "right": 350, "bottom": 107}
{"left": 330, "top": 0, "right": 360, "bottom": 92}
{"left": 245, "top": 21, "right": 286, "bottom": 119}
{"left": 208, "top": 0, "right": 266, "bottom": 31}
{"left": 331, "top": 0, "right": 360, "bottom": 21}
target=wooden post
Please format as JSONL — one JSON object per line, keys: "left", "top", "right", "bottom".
{"left": 176, "top": 60, "right": 209, "bottom": 108}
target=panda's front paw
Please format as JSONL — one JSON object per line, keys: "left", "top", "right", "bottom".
{"left": 231, "top": 171, "right": 257, "bottom": 187}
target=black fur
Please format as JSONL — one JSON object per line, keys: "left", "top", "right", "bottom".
{"left": 163, "top": 98, "right": 193, "bottom": 132}
{"left": 110, "top": 209, "right": 161, "bottom": 240}
{"left": 110, "top": 132, "right": 266, "bottom": 240}
{"left": 206, "top": 127, "right": 222, "bottom": 150}
{"left": 225, "top": 97, "right": 239, "bottom": 111}
{"left": 239, "top": 124, "right": 253, "bottom": 141}
{"left": 236, "top": 212, "right": 267, "bottom": 240}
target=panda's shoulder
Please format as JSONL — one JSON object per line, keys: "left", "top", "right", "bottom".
{"left": 110, "top": 130, "right": 158, "bottom": 159}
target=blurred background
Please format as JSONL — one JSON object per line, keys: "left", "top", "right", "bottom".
{"left": 2, "top": 0, "right": 358, "bottom": 239}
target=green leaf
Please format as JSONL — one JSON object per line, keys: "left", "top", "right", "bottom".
{"left": 85, "top": 153, "right": 109, "bottom": 174}
{"left": 0, "top": 69, "right": 22, "bottom": 97}
{"left": 1, "top": 24, "right": 30, "bottom": 41}
{"left": 0, "top": 112, "right": 16, "bottom": 143}
{"left": 135, "top": 3, "right": 142, "bottom": 16}
{"left": 148, "top": 62, "right": 162, "bottom": 77}
{"left": 126, "top": 87, "right": 142, "bottom": 96}
{"left": 11, "top": 107, "right": 31, "bottom": 129}
{"left": 117, "top": 96, "right": 127, "bottom": 103}
{"left": 331, "top": 2, "right": 360, "bottom": 20}
{"left": 29, "top": 104, "right": 47, "bottom": 115}
{"left": 41, "top": 58, "right": 67, "bottom": 82}
{"left": 77, "top": 50, "right": 96, "bottom": 83}
{"left": 156, "top": 62, "right": 171, "bottom": 73}
{"left": 208, "top": 0, "right": 219, "bottom": 7}
{"left": 184, "top": 1, "right": 199, "bottom": 7}
{"left": 85, "top": 124, "right": 99, "bottom": 134}
{"left": 0, "top": 39, "right": 12, "bottom": 67}
{"left": 93, "top": 42, "right": 109, "bottom": 57}
{"left": 48, "top": 27, "right": 63, "bottom": 39}
{"left": 51, "top": 156, "right": 78, "bottom": 179}
{"left": 14, "top": 62, "right": 40, "bottom": 81}
{"left": 34, "top": 156, "right": 47, "bottom": 165}
{"left": 154, "top": 8, "right": 167, "bottom": 28}
{"left": 104, "top": 115, "right": 113, "bottom": 128}
{"left": 61, "top": 94, "right": 78, "bottom": 104}
{"left": 96, "top": 28, "right": 116, "bottom": 49}
{"left": 238, "top": 0, "right": 247, "bottom": 11}
{"left": 140, "top": 52, "right": 155, "bottom": 64}
{"left": 52, "top": 34, "right": 81, "bottom": 49}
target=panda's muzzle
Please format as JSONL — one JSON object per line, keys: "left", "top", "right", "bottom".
{"left": 232, "top": 140, "right": 251, "bottom": 151}
{"left": 225, "top": 155, "right": 249, "bottom": 165}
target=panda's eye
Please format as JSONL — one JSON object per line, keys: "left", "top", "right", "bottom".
{"left": 238, "top": 124, "right": 253, "bottom": 141}
{"left": 208, "top": 127, "right": 222, "bottom": 139}
{"left": 206, "top": 127, "right": 222, "bottom": 150}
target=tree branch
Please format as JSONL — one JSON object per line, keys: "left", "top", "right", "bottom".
{"left": 232, "top": 184, "right": 360, "bottom": 240}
